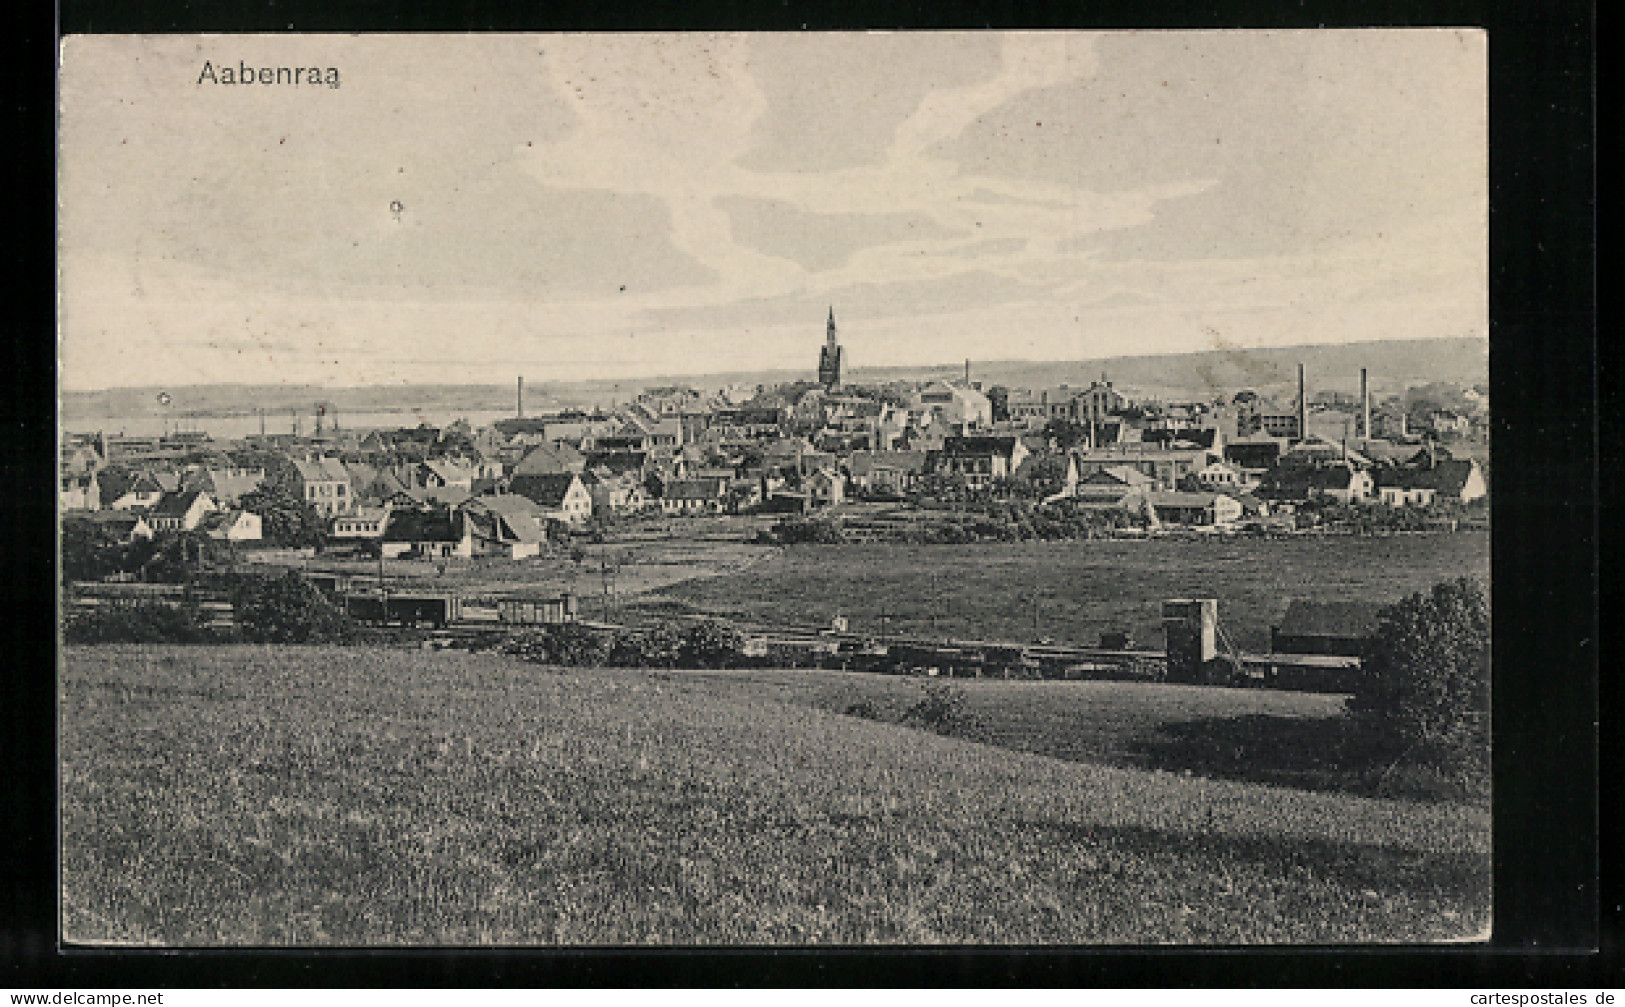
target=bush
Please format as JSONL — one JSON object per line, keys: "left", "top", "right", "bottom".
{"left": 62, "top": 602, "right": 215, "bottom": 644}
{"left": 1349, "top": 578, "right": 1489, "bottom": 768}
{"left": 549, "top": 623, "right": 611, "bottom": 666}
{"left": 608, "top": 625, "right": 684, "bottom": 669}
{"left": 903, "top": 681, "right": 975, "bottom": 736}
{"left": 679, "top": 620, "right": 744, "bottom": 669}
{"left": 231, "top": 572, "right": 357, "bottom": 644}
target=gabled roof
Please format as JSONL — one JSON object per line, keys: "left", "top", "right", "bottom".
{"left": 462, "top": 495, "right": 548, "bottom": 543}
{"left": 663, "top": 478, "right": 728, "bottom": 501}
{"left": 423, "top": 459, "right": 475, "bottom": 484}
{"left": 1275, "top": 600, "right": 1387, "bottom": 640}
{"left": 512, "top": 442, "right": 586, "bottom": 476}
{"left": 1148, "top": 491, "right": 1228, "bottom": 508}
{"left": 200, "top": 508, "right": 252, "bottom": 530}
{"left": 848, "top": 450, "right": 929, "bottom": 476}
{"left": 509, "top": 473, "right": 584, "bottom": 508}
{"left": 381, "top": 508, "right": 463, "bottom": 543}
{"left": 1372, "top": 467, "right": 1438, "bottom": 491}
{"left": 150, "top": 488, "right": 212, "bottom": 518}
{"left": 291, "top": 457, "right": 351, "bottom": 484}
{"left": 938, "top": 435, "right": 1021, "bottom": 458}
{"left": 581, "top": 450, "right": 649, "bottom": 476}
{"left": 199, "top": 467, "right": 265, "bottom": 499}
{"left": 1081, "top": 465, "right": 1152, "bottom": 487}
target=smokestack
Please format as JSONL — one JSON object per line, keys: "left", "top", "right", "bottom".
{"left": 1360, "top": 368, "right": 1370, "bottom": 440}
{"left": 964, "top": 359, "right": 971, "bottom": 385}
{"left": 517, "top": 376, "right": 524, "bottom": 419}
{"left": 1297, "top": 363, "right": 1307, "bottom": 442}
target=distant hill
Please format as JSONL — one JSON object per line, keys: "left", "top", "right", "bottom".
{"left": 60, "top": 337, "right": 1486, "bottom": 420}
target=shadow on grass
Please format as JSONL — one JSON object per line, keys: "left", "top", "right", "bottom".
{"left": 1127, "top": 714, "right": 1488, "bottom": 804}
{"left": 1020, "top": 819, "right": 1490, "bottom": 901}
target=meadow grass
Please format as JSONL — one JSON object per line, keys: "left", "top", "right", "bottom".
{"left": 636, "top": 533, "right": 1491, "bottom": 649}
{"left": 61, "top": 645, "right": 1489, "bottom": 945}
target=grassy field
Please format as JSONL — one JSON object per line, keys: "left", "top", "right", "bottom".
{"left": 636, "top": 533, "right": 1491, "bottom": 649}
{"left": 248, "top": 536, "right": 773, "bottom": 606}
{"left": 61, "top": 645, "right": 1489, "bottom": 945}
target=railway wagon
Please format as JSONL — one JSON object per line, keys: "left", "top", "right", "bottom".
{"left": 344, "top": 592, "right": 462, "bottom": 628}
{"left": 496, "top": 594, "right": 578, "bottom": 626}
{"left": 885, "top": 643, "right": 978, "bottom": 677}
{"left": 980, "top": 643, "right": 1041, "bottom": 679}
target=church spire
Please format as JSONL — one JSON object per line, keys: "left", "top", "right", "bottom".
{"left": 819, "top": 307, "right": 843, "bottom": 389}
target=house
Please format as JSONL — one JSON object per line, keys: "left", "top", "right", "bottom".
{"left": 847, "top": 450, "right": 929, "bottom": 494}
{"left": 508, "top": 472, "right": 593, "bottom": 525}
{"left": 1271, "top": 600, "right": 1387, "bottom": 658}
{"left": 1192, "top": 460, "right": 1257, "bottom": 494}
{"left": 581, "top": 450, "right": 652, "bottom": 480}
{"left": 1237, "top": 396, "right": 1302, "bottom": 439}
{"left": 61, "top": 440, "right": 104, "bottom": 477}
{"left": 913, "top": 381, "right": 993, "bottom": 429}
{"left": 1417, "top": 458, "right": 1488, "bottom": 504}
{"left": 108, "top": 470, "right": 179, "bottom": 510}
{"left": 512, "top": 442, "right": 587, "bottom": 477}
{"left": 380, "top": 508, "right": 472, "bottom": 559}
{"left": 659, "top": 478, "right": 729, "bottom": 515}
{"left": 145, "top": 489, "right": 217, "bottom": 533}
{"left": 418, "top": 459, "right": 476, "bottom": 493}
{"left": 60, "top": 471, "right": 101, "bottom": 512}
{"left": 183, "top": 465, "right": 265, "bottom": 504}
{"left": 1259, "top": 463, "right": 1374, "bottom": 504}
{"left": 1146, "top": 491, "right": 1243, "bottom": 527}
{"left": 1282, "top": 437, "right": 1372, "bottom": 469}
{"left": 460, "top": 495, "right": 549, "bottom": 559}
{"left": 1073, "top": 465, "right": 1154, "bottom": 506}
{"left": 928, "top": 435, "right": 1029, "bottom": 489}
{"left": 1224, "top": 436, "right": 1287, "bottom": 473}
{"left": 1371, "top": 467, "right": 1440, "bottom": 507}
{"left": 580, "top": 468, "right": 647, "bottom": 515}
{"left": 288, "top": 457, "right": 355, "bottom": 518}
{"left": 75, "top": 508, "right": 154, "bottom": 543}
{"left": 1072, "top": 444, "right": 1213, "bottom": 491}
{"left": 330, "top": 506, "right": 392, "bottom": 540}
{"left": 201, "top": 508, "right": 262, "bottom": 542}
{"left": 804, "top": 468, "right": 845, "bottom": 509}
{"left": 352, "top": 468, "right": 414, "bottom": 506}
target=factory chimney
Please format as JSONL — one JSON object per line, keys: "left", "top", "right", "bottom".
{"left": 1296, "top": 363, "right": 1307, "bottom": 442}
{"left": 964, "top": 359, "right": 971, "bottom": 385}
{"left": 517, "top": 376, "right": 524, "bottom": 419}
{"left": 1360, "top": 368, "right": 1370, "bottom": 439}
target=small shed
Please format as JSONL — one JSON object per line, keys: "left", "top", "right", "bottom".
{"left": 1270, "top": 600, "right": 1388, "bottom": 658}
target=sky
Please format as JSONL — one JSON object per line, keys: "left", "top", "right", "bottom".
{"left": 57, "top": 31, "right": 1486, "bottom": 391}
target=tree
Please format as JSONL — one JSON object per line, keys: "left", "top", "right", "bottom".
{"left": 545, "top": 622, "right": 611, "bottom": 666}
{"left": 60, "top": 518, "right": 124, "bottom": 583}
{"left": 231, "top": 572, "right": 355, "bottom": 644}
{"left": 140, "top": 529, "right": 233, "bottom": 583}
{"left": 1348, "top": 578, "right": 1490, "bottom": 764}
{"left": 240, "top": 482, "right": 326, "bottom": 548}
{"left": 680, "top": 620, "right": 744, "bottom": 669}
{"left": 1040, "top": 419, "right": 1090, "bottom": 450}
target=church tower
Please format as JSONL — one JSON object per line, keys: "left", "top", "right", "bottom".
{"left": 818, "top": 306, "right": 844, "bottom": 389}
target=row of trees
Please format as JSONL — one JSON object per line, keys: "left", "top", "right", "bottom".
{"left": 63, "top": 571, "right": 359, "bottom": 645}
{"left": 496, "top": 619, "right": 744, "bottom": 670}
{"left": 769, "top": 497, "right": 1134, "bottom": 545}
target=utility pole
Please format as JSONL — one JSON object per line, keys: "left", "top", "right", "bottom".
{"left": 378, "top": 543, "right": 388, "bottom": 627}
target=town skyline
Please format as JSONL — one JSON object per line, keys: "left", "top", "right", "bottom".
{"left": 59, "top": 31, "right": 1486, "bottom": 392}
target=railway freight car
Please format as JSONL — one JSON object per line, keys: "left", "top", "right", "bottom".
{"left": 344, "top": 592, "right": 462, "bottom": 628}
